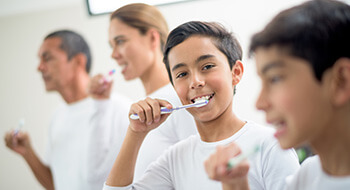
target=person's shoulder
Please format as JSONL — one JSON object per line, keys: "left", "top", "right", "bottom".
{"left": 110, "top": 92, "right": 132, "bottom": 104}
{"left": 149, "top": 84, "right": 180, "bottom": 105}
{"left": 286, "top": 156, "right": 320, "bottom": 189}
{"left": 241, "top": 121, "right": 281, "bottom": 151}
{"left": 300, "top": 155, "right": 319, "bottom": 171}
{"left": 50, "top": 103, "right": 67, "bottom": 120}
{"left": 166, "top": 135, "right": 199, "bottom": 153}
{"left": 52, "top": 100, "right": 73, "bottom": 115}
{"left": 243, "top": 121, "right": 276, "bottom": 138}
{"left": 56, "top": 102, "right": 68, "bottom": 111}
{"left": 174, "top": 134, "right": 198, "bottom": 146}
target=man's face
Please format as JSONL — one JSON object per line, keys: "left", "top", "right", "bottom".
{"left": 37, "top": 37, "right": 75, "bottom": 92}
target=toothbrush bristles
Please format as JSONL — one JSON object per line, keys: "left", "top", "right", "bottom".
{"left": 18, "top": 118, "right": 25, "bottom": 127}
{"left": 109, "top": 69, "right": 116, "bottom": 75}
{"left": 194, "top": 99, "right": 209, "bottom": 107}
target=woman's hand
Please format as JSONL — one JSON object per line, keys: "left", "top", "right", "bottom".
{"left": 89, "top": 74, "right": 113, "bottom": 99}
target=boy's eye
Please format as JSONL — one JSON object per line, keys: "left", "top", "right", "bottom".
{"left": 268, "top": 75, "right": 283, "bottom": 84}
{"left": 176, "top": 72, "right": 187, "bottom": 79}
{"left": 202, "top": 64, "right": 215, "bottom": 70}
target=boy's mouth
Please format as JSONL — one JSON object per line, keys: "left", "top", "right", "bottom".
{"left": 271, "top": 120, "right": 287, "bottom": 138}
{"left": 191, "top": 93, "right": 214, "bottom": 103}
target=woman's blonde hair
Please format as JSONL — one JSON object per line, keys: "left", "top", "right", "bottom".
{"left": 110, "top": 3, "right": 169, "bottom": 52}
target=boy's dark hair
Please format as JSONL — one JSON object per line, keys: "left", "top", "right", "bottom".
{"left": 249, "top": 0, "right": 350, "bottom": 81}
{"left": 45, "top": 30, "right": 92, "bottom": 74}
{"left": 163, "top": 21, "right": 242, "bottom": 84}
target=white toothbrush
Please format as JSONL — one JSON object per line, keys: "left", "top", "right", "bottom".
{"left": 227, "top": 144, "right": 260, "bottom": 169}
{"left": 13, "top": 118, "right": 25, "bottom": 136}
{"left": 129, "top": 99, "right": 209, "bottom": 120}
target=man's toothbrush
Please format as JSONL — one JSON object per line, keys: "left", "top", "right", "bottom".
{"left": 130, "top": 99, "right": 209, "bottom": 120}
{"left": 13, "top": 118, "right": 25, "bottom": 136}
{"left": 227, "top": 145, "right": 260, "bottom": 170}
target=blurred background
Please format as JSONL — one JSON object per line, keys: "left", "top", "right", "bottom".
{"left": 0, "top": 0, "right": 331, "bottom": 189}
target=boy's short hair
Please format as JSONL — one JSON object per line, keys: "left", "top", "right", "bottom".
{"left": 249, "top": 0, "right": 350, "bottom": 81}
{"left": 45, "top": 30, "right": 92, "bottom": 74}
{"left": 163, "top": 21, "right": 242, "bottom": 84}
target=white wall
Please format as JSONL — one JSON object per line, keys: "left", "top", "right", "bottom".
{"left": 0, "top": 0, "right": 307, "bottom": 189}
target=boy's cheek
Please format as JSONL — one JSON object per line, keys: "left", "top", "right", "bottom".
{"left": 272, "top": 90, "right": 294, "bottom": 112}
{"left": 174, "top": 85, "right": 189, "bottom": 103}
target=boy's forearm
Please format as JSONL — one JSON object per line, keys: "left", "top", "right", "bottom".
{"left": 106, "top": 127, "right": 148, "bottom": 187}
{"left": 222, "top": 178, "right": 250, "bottom": 190}
{"left": 23, "top": 148, "right": 54, "bottom": 190}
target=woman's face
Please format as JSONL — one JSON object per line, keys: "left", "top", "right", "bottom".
{"left": 109, "top": 18, "right": 155, "bottom": 80}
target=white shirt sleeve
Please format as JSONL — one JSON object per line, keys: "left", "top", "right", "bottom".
{"left": 103, "top": 147, "right": 174, "bottom": 190}
{"left": 103, "top": 183, "right": 133, "bottom": 190}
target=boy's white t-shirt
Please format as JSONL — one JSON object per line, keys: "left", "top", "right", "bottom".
{"left": 286, "top": 155, "right": 350, "bottom": 190}
{"left": 133, "top": 83, "right": 198, "bottom": 180}
{"left": 104, "top": 121, "right": 300, "bottom": 190}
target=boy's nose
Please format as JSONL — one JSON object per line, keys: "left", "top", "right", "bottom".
{"left": 190, "top": 73, "right": 205, "bottom": 89}
{"left": 255, "top": 88, "right": 269, "bottom": 111}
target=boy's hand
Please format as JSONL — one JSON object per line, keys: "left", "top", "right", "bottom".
{"left": 129, "top": 97, "right": 172, "bottom": 134}
{"left": 204, "top": 142, "right": 250, "bottom": 190}
{"left": 89, "top": 74, "right": 113, "bottom": 99}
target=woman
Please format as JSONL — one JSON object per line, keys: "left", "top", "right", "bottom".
{"left": 89, "top": 3, "right": 197, "bottom": 180}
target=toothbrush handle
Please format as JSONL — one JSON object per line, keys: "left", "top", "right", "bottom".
{"left": 129, "top": 107, "right": 173, "bottom": 120}
{"left": 227, "top": 153, "right": 246, "bottom": 169}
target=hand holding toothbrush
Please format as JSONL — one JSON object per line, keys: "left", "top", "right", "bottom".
{"left": 129, "top": 99, "right": 208, "bottom": 120}
{"left": 128, "top": 97, "right": 174, "bottom": 134}
{"left": 4, "top": 119, "right": 32, "bottom": 156}
{"left": 204, "top": 142, "right": 250, "bottom": 190}
{"left": 89, "top": 69, "right": 115, "bottom": 99}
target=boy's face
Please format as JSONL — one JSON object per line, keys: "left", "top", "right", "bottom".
{"left": 168, "top": 36, "right": 241, "bottom": 122}
{"left": 255, "top": 46, "right": 332, "bottom": 149}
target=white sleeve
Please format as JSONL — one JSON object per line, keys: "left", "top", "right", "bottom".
{"left": 132, "top": 151, "right": 174, "bottom": 190}
{"left": 103, "top": 148, "right": 174, "bottom": 190}
{"left": 261, "top": 141, "right": 300, "bottom": 190}
{"left": 102, "top": 183, "right": 133, "bottom": 190}
{"left": 83, "top": 94, "right": 131, "bottom": 188}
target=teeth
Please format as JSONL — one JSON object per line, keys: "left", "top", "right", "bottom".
{"left": 194, "top": 95, "right": 210, "bottom": 103}
{"left": 274, "top": 121, "right": 285, "bottom": 128}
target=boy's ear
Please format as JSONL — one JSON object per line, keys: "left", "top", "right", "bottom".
{"left": 231, "top": 60, "right": 244, "bottom": 86}
{"left": 331, "top": 58, "right": 350, "bottom": 106}
{"left": 147, "top": 28, "right": 160, "bottom": 51}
